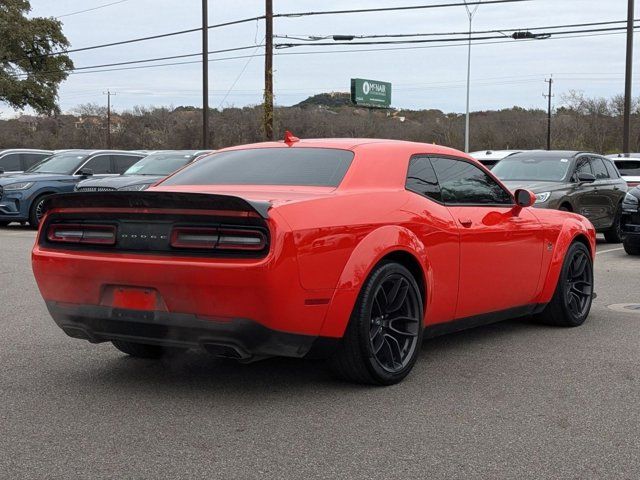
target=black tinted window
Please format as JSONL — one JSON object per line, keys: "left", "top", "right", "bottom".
{"left": 163, "top": 148, "right": 354, "bottom": 187}
{"left": 0, "top": 153, "right": 21, "bottom": 171}
{"left": 591, "top": 158, "right": 609, "bottom": 179}
{"left": 430, "top": 157, "right": 512, "bottom": 205}
{"left": 576, "top": 157, "right": 592, "bottom": 175}
{"left": 406, "top": 156, "right": 441, "bottom": 202}
{"left": 615, "top": 160, "right": 640, "bottom": 176}
{"left": 604, "top": 159, "right": 620, "bottom": 178}
{"left": 83, "top": 155, "right": 112, "bottom": 174}
{"left": 113, "top": 155, "right": 142, "bottom": 173}
{"left": 22, "top": 153, "right": 50, "bottom": 169}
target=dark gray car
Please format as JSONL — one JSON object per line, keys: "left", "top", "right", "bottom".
{"left": 75, "top": 150, "right": 213, "bottom": 192}
{"left": 492, "top": 150, "right": 628, "bottom": 243}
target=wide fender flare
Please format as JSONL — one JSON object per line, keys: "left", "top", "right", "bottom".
{"left": 535, "top": 216, "right": 596, "bottom": 304}
{"left": 318, "top": 225, "right": 432, "bottom": 338}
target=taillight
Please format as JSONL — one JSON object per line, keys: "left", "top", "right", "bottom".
{"left": 170, "top": 227, "right": 267, "bottom": 251}
{"left": 170, "top": 227, "right": 219, "bottom": 249}
{"left": 47, "top": 224, "right": 116, "bottom": 245}
{"left": 217, "top": 228, "right": 267, "bottom": 251}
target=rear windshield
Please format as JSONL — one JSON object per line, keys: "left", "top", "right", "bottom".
{"left": 614, "top": 160, "right": 640, "bottom": 176}
{"left": 491, "top": 155, "right": 571, "bottom": 182}
{"left": 26, "top": 152, "right": 87, "bottom": 174}
{"left": 125, "top": 152, "right": 195, "bottom": 176}
{"left": 162, "top": 148, "right": 354, "bottom": 187}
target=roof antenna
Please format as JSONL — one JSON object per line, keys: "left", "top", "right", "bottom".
{"left": 283, "top": 130, "right": 300, "bottom": 146}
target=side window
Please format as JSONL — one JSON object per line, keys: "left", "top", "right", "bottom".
{"left": 405, "top": 156, "right": 441, "bottom": 202}
{"left": 0, "top": 153, "right": 22, "bottom": 171}
{"left": 22, "top": 153, "right": 50, "bottom": 170}
{"left": 82, "top": 155, "right": 112, "bottom": 174}
{"left": 590, "top": 158, "right": 609, "bottom": 180}
{"left": 430, "top": 157, "right": 513, "bottom": 205}
{"left": 576, "top": 157, "right": 592, "bottom": 176}
{"left": 604, "top": 159, "right": 620, "bottom": 178}
{"left": 113, "top": 155, "right": 142, "bottom": 173}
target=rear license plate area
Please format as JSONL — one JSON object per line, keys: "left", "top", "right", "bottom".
{"left": 101, "top": 285, "right": 166, "bottom": 312}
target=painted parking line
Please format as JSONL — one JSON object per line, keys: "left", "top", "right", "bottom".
{"left": 596, "top": 247, "right": 625, "bottom": 255}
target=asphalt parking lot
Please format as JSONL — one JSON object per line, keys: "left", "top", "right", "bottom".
{"left": 1, "top": 225, "right": 639, "bottom": 480}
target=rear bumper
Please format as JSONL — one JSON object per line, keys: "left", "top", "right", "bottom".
{"left": 47, "top": 301, "right": 336, "bottom": 359}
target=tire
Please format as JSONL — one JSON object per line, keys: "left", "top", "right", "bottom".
{"left": 112, "top": 340, "right": 185, "bottom": 359}
{"left": 624, "top": 237, "right": 640, "bottom": 255}
{"left": 0, "top": 221, "right": 9, "bottom": 227}
{"left": 28, "top": 194, "right": 50, "bottom": 228}
{"left": 536, "top": 242, "right": 593, "bottom": 327}
{"left": 330, "top": 261, "right": 424, "bottom": 385}
{"left": 603, "top": 205, "right": 624, "bottom": 243}
{"left": 559, "top": 205, "right": 571, "bottom": 212}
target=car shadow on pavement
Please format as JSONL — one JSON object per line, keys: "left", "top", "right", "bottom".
{"left": 64, "top": 317, "right": 544, "bottom": 394}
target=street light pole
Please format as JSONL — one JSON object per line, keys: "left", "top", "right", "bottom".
{"left": 463, "top": 0, "right": 481, "bottom": 153}
{"left": 103, "top": 90, "right": 116, "bottom": 149}
{"left": 623, "top": 0, "right": 634, "bottom": 155}
{"left": 544, "top": 76, "right": 553, "bottom": 150}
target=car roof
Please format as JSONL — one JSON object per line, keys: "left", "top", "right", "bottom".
{"left": 219, "top": 138, "right": 469, "bottom": 158}
{"left": 612, "top": 157, "right": 640, "bottom": 162}
{"left": 606, "top": 153, "right": 640, "bottom": 158}
{"left": 51, "top": 149, "right": 145, "bottom": 156}
{"left": 469, "top": 150, "right": 523, "bottom": 160}
{"left": 0, "top": 148, "right": 52, "bottom": 154}
{"left": 505, "top": 150, "right": 589, "bottom": 159}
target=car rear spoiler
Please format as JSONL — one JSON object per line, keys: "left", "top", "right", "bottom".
{"left": 43, "top": 191, "right": 272, "bottom": 219}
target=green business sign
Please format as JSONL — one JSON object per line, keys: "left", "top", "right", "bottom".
{"left": 351, "top": 78, "right": 392, "bottom": 108}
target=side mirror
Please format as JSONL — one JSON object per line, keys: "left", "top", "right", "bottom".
{"left": 577, "top": 172, "right": 596, "bottom": 183}
{"left": 514, "top": 189, "right": 535, "bottom": 208}
{"left": 76, "top": 168, "right": 93, "bottom": 177}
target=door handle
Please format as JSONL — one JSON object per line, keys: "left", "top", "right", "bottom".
{"left": 459, "top": 218, "right": 472, "bottom": 228}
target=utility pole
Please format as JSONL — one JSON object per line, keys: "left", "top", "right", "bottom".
{"left": 202, "top": 0, "right": 210, "bottom": 149}
{"left": 103, "top": 90, "right": 116, "bottom": 149}
{"left": 543, "top": 76, "right": 553, "bottom": 150}
{"left": 463, "top": 0, "right": 481, "bottom": 153}
{"left": 263, "top": 0, "right": 274, "bottom": 141}
{"left": 623, "top": 0, "right": 634, "bottom": 154}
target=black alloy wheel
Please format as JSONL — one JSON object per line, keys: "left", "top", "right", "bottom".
{"left": 536, "top": 241, "right": 593, "bottom": 327}
{"left": 28, "top": 195, "right": 49, "bottom": 228}
{"left": 331, "top": 261, "right": 424, "bottom": 385}
{"left": 564, "top": 248, "right": 594, "bottom": 319}
{"left": 369, "top": 274, "right": 422, "bottom": 374}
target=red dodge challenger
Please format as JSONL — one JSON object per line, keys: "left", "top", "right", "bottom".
{"left": 32, "top": 136, "right": 596, "bottom": 385}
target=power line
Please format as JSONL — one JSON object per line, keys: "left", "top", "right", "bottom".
{"left": 276, "top": 25, "right": 639, "bottom": 48}
{"left": 37, "top": 24, "right": 636, "bottom": 77}
{"left": 43, "top": 16, "right": 266, "bottom": 57}
{"left": 39, "top": 1, "right": 527, "bottom": 59}
{"left": 218, "top": 41, "right": 265, "bottom": 109}
{"left": 272, "top": 0, "right": 530, "bottom": 18}
{"left": 50, "top": 28, "right": 639, "bottom": 78}
{"left": 274, "top": 19, "right": 639, "bottom": 41}
{"left": 56, "top": 0, "right": 130, "bottom": 19}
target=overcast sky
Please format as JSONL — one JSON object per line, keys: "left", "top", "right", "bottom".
{"left": 4, "top": 0, "right": 639, "bottom": 117}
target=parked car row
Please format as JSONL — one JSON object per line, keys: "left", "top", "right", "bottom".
{"left": 492, "top": 151, "right": 626, "bottom": 243}
{"left": 471, "top": 149, "right": 640, "bottom": 187}
{"left": 0, "top": 149, "right": 213, "bottom": 228}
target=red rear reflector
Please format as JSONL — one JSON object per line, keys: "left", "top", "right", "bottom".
{"left": 47, "top": 224, "right": 116, "bottom": 245}
{"left": 170, "top": 227, "right": 267, "bottom": 251}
